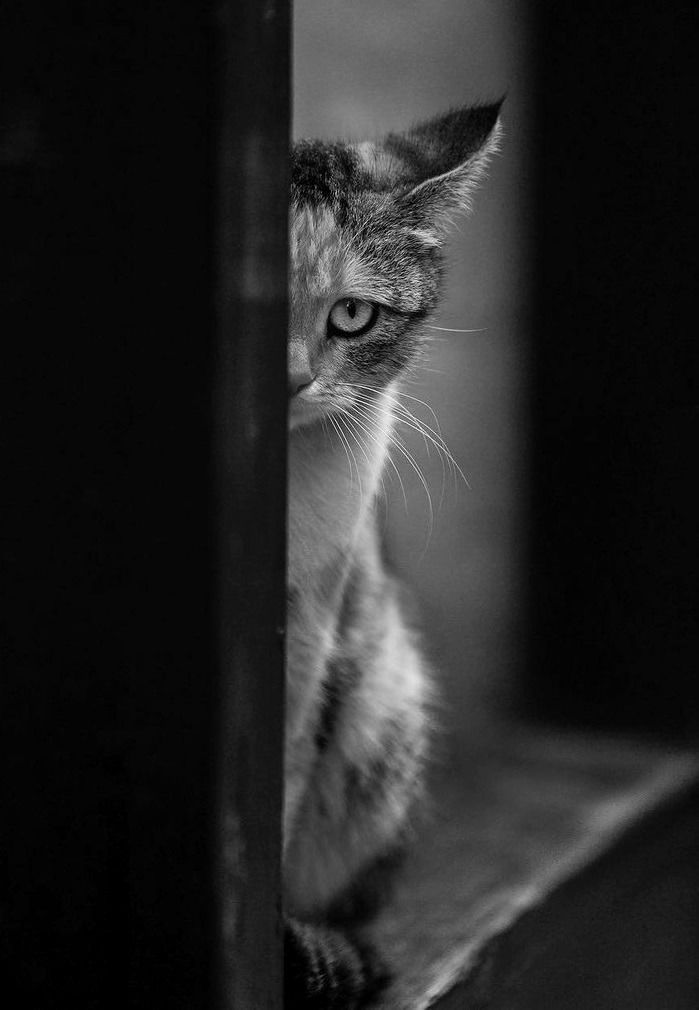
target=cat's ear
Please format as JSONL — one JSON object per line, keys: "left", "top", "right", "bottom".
{"left": 359, "top": 102, "right": 503, "bottom": 242}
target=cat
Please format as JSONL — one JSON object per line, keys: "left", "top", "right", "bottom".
{"left": 284, "top": 101, "right": 502, "bottom": 1008}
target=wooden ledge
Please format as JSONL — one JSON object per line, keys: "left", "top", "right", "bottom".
{"left": 368, "top": 727, "right": 699, "bottom": 1009}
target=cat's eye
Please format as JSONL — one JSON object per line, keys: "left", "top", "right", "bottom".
{"left": 327, "top": 298, "right": 378, "bottom": 337}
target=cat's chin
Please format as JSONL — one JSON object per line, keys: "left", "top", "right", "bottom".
{"left": 288, "top": 398, "right": 326, "bottom": 432}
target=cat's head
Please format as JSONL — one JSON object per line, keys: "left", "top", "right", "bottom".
{"left": 289, "top": 103, "right": 502, "bottom": 430}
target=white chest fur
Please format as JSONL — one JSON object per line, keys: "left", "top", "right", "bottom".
{"left": 284, "top": 388, "right": 395, "bottom": 835}
{"left": 287, "top": 387, "right": 394, "bottom": 586}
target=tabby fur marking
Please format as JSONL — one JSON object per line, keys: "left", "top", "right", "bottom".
{"left": 284, "top": 102, "right": 502, "bottom": 1008}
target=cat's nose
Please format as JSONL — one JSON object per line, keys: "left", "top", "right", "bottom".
{"left": 289, "top": 370, "right": 314, "bottom": 397}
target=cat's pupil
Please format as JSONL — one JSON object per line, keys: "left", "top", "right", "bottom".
{"left": 346, "top": 299, "right": 357, "bottom": 319}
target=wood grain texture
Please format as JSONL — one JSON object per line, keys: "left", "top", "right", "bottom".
{"left": 367, "top": 728, "right": 699, "bottom": 1009}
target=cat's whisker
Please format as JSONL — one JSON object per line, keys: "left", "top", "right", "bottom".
{"left": 391, "top": 390, "right": 443, "bottom": 432}
{"left": 356, "top": 422, "right": 389, "bottom": 504}
{"left": 343, "top": 398, "right": 415, "bottom": 518}
{"left": 366, "top": 396, "right": 448, "bottom": 467}
{"left": 388, "top": 392, "right": 465, "bottom": 489}
{"left": 346, "top": 392, "right": 435, "bottom": 543}
{"left": 351, "top": 389, "right": 434, "bottom": 452}
{"left": 391, "top": 404, "right": 468, "bottom": 495}
{"left": 388, "top": 428, "right": 435, "bottom": 550}
{"left": 340, "top": 403, "right": 406, "bottom": 511}
{"left": 334, "top": 408, "right": 373, "bottom": 470}
{"left": 343, "top": 381, "right": 445, "bottom": 448}
{"left": 320, "top": 416, "right": 332, "bottom": 448}
{"left": 424, "top": 325, "right": 487, "bottom": 333}
{"left": 329, "top": 412, "right": 363, "bottom": 502}
{"left": 327, "top": 413, "right": 352, "bottom": 486}
{"left": 369, "top": 400, "right": 450, "bottom": 512}
{"left": 338, "top": 414, "right": 365, "bottom": 507}
{"left": 390, "top": 389, "right": 444, "bottom": 434}
{"left": 348, "top": 386, "right": 470, "bottom": 496}
{"left": 391, "top": 411, "right": 449, "bottom": 511}
{"left": 384, "top": 448, "right": 409, "bottom": 513}
{"left": 334, "top": 405, "right": 388, "bottom": 504}
{"left": 351, "top": 394, "right": 446, "bottom": 502}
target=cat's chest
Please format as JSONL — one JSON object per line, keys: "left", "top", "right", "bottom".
{"left": 287, "top": 407, "right": 391, "bottom": 583}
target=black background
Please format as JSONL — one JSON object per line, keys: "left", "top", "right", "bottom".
{"left": 527, "top": 4, "right": 698, "bottom": 739}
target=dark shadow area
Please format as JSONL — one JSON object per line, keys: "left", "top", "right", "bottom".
{"left": 2, "top": 7, "right": 217, "bottom": 1006}
{"left": 526, "top": 3, "right": 698, "bottom": 741}
{"left": 2, "top": 5, "right": 288, "bottom": 1008}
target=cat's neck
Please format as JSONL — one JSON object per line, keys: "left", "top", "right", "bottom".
{"left": 287, "top": 386, "right": 394, "bottom": 583}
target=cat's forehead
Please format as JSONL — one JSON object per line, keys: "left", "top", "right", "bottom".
{"left": 290, "top": 205, "right": 337, "bottom": 272}
{"left": 291, "top": 139, "right": 370, "bottom": 214}
{"left": 290, "top": 203, "right": 383, "bottom": 307}
{"left": 289, "top": 139, "right": 439, "bottom": 313}
{"left": 289, "top": 199, "right": 434, "bottom": 314}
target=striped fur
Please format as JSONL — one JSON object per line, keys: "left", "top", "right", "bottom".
{"left": 285, "top": 103, "right": 502, "bottom": 1006}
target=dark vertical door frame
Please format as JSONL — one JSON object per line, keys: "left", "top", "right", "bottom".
{"left": 216, "top": 1, "right": 290, "bottom": 1008}
{"left": 1, "top": 3, "right": 289, "bottom": 1008}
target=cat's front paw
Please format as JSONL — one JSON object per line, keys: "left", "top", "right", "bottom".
{"left": 284, "top": 919, "right": 389, "bottom": 1009}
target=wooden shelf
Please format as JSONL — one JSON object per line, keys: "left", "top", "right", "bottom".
{"left": 368, "top": 727, "right": 699, "bottom": 1009}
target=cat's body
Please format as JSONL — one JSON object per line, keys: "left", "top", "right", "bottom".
{"left": 284, "top": 104, "right": 501, "bottom": 1007}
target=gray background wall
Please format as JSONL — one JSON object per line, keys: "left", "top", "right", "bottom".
{"left": 293, "top": 1, "right": 533, "bottom": 745}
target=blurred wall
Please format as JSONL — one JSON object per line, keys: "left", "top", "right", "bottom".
{"left": 293, "top": 1, "right": 534, "bottom": 744}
